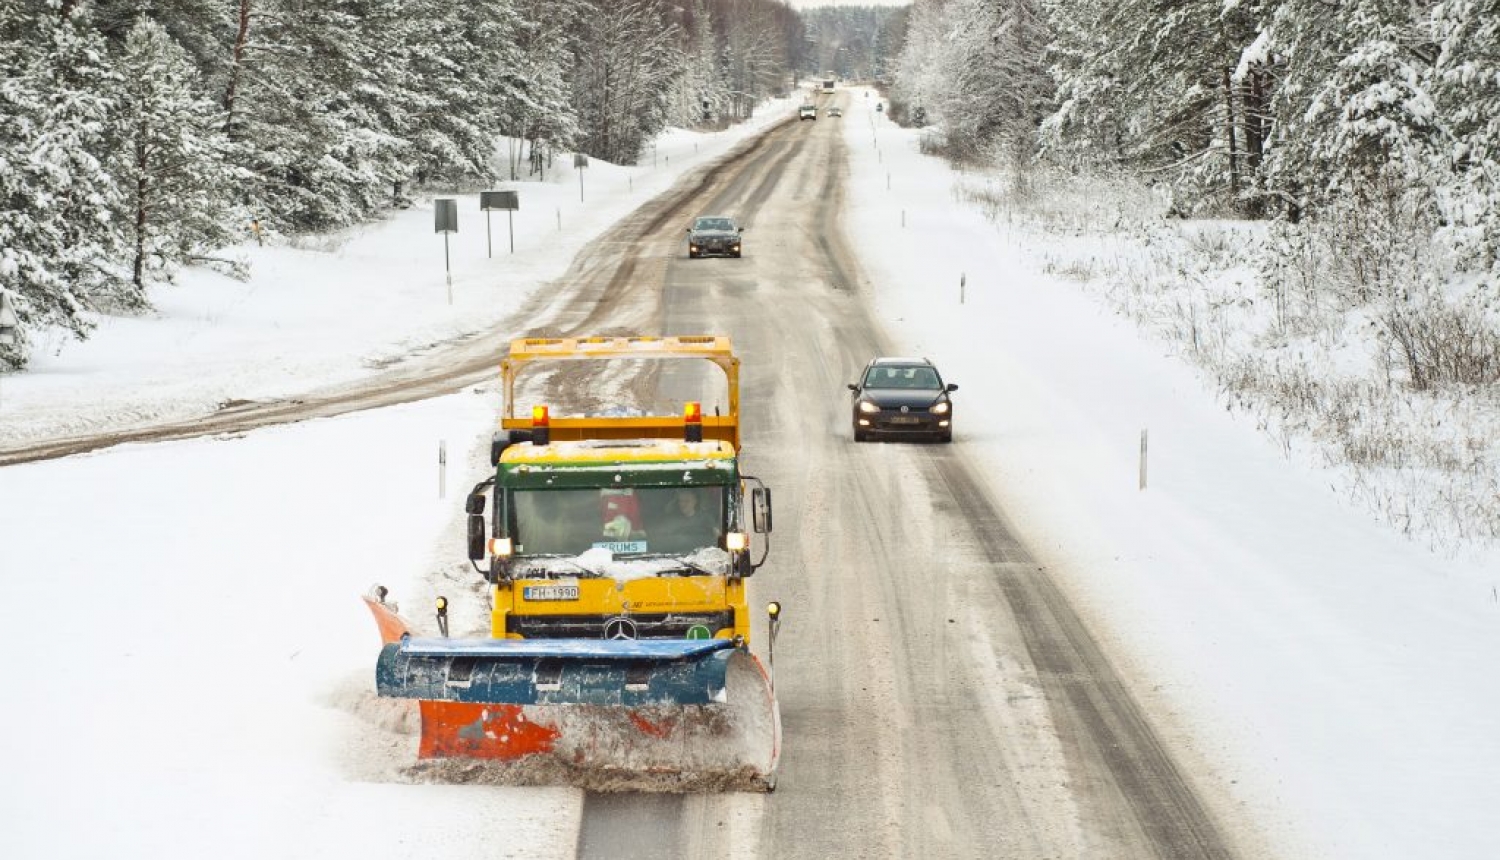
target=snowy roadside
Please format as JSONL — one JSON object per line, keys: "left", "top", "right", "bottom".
{"left": 5, "top": 86, "right": 1500, "bottom": 860}
{"left": 0, "top": 104, "right": 791, "bottom": 860}
{"left": 842, "top": 88, "right": 1500, "bottom": 859}
{"left": 0, "top": 97, "right": 795, "bottom": 448}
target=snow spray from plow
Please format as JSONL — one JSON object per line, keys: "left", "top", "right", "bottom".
{"left": 365, "top": 593, "right": 782, "bottom": 792}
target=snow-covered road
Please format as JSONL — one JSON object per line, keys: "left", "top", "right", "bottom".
{"left": 5, "top": 87, "right": 1500, "bottom": 859}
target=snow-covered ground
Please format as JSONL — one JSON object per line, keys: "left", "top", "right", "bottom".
{"left": 4, "top": 87, "right": 1500, "bottom": 858}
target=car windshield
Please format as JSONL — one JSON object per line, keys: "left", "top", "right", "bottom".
{"left": 694, "top": 218, "right": 733, "bottom": 231}
{"left": 510, "top": 486, "right": 727, "bottom": 557}
{"left": 865, "top": 365, "right": 941, "bottom": 390}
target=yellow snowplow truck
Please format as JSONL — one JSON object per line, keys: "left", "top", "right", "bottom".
{"left": 366, "top": 335, "right": 781, "bottom": 791}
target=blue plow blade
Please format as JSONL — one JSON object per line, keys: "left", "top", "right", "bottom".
{"left": 375, "top": 637, "right": 738, "bottom": 707}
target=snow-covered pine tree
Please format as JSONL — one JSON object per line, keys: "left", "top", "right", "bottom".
{"left": 90, "top": 0, "right": 232, "bottom": 77}
{"left": 1430, "top": 0, "right": 1500, "bottom": 278}
{"left": 110, "top": 17, "right": 246, "bottom": 293}
{"left": 1263, "top": 0, "right": 1439, "bottom": 214}
{"left": 570, "top": 0, "right": 682, "bottom": 165}
{"left": 380, "top": 0, "right": 525, "bottom": 192}
{"left": 1037, "top": 0, "right": 1121, "bottom": 161}
{"left": 0, "top": 0, "right": 125, "bottom": 369}
{"left": 930, "top": 0, "right": 1051, "bottom": 166}
{"left": 721, "top": 0, "right": 785, "bottom": 121}
{"left": 889, "top": 0, "right": 948, "bottom": 128}
{"left": 501, "top": 0, "right": 582, "bottom": 181}
{"left": 224, "top": 0, "right": 408, "bottom": 232}
{"left": 669, "top": 0, "right": 725, "bottom": 128}
{"left": 1040, "top": 0, "right": 1269, "bottom": 212}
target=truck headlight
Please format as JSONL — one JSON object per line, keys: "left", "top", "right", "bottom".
{"left": 488, "top": 537, "right": 513, "bottom": 558}
{"left": 726, "top": 532, "right": 748, "bottom": 551}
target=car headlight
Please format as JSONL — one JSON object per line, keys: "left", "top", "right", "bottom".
{"left": 931, "top": 401, "right": 950, "bottom": 415}
{"left": 858, "top": 400, "right": 880, "bottom": 414}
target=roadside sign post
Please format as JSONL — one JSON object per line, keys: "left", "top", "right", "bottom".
{"left": 574, "top": 153, "right": 589, "bottom": 202}
{"left": 434, "top": 198, "right": 458, "bottom": 304}
{"left": 0, "top": 294, "right": 17, "bottom": 347}
{"left": 0, "top": 292, "right": 18, "bottom": 408}
{"left": 480, "top": 191, "right": 520, "bottom": 255}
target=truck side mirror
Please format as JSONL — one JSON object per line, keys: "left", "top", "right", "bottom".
{"left": 465, "top": 491, "right": 486, "bottom": 516}
{"left": 467, "top": 514, "right": 487, "bottom": 561}
{"left": 751, "top": 487, "right": 773, "bottom": 534}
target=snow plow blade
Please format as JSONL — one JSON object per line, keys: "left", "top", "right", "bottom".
{"left": 375, "top": 637, "right": 780, "bottom": 792}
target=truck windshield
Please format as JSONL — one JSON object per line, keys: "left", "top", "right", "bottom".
{"left": 511, "top": 486, "right": 727, "bottom": 557}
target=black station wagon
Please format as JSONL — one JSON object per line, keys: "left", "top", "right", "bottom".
{"left": 848, "top": 357, "right": 957, "bottom": 443}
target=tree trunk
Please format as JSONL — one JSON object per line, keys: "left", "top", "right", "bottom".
{"left": 223, "top": 0, "right": 253, "bottom": 136}
{"left": 1223, "top": 67, "right": 1240, "bottom": 200}
{"left": 1246, "top": 66, "right": 1266, "bottom": 171}
{"left": 1245, "top": 66, "right": 1268, "bottom": 218}
{"left": 133, "top": 126, "right": 148, "bottom": 293}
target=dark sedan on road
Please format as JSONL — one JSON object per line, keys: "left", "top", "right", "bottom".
{"left": 849, "top": 357, "right": 957, "bottom": 443}
{"left": 686, "top": 215, "right": 743, "bottom": 258}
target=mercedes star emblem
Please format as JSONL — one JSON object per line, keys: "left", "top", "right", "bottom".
{"left": 603, "top": 617, "right": 639, "bottom": 640}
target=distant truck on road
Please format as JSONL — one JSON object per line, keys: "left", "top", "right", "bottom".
{"left": 822, "top": 77, "right": 835, "bottom": 93}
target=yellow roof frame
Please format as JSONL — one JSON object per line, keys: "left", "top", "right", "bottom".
{"left": 499, "top": 335, "right": 741, "bottom": 450}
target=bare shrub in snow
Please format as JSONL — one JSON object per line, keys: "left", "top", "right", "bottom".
{"left": 1380, "top": 302, "right": 1500, "bottom": 390}
{"left": 977, "top": 164, "right": 1500, "bottom": 554}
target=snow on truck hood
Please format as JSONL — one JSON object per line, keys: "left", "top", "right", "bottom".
{"left": 502, "top": 438, "right": 736, "bottom": 466}
{"left": 517, "top": 546, "right": 734, "bottom": 580}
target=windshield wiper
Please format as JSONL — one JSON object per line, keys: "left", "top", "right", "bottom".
{"left": 519, "top": 554, "right": 602, "bottom": 577}
{"left": 636, "top": 553, "right": 717, "bottom": 576}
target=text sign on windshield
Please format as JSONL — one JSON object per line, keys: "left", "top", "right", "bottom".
{"left": 593, "top": 540, "right": 648, "bottom": 554}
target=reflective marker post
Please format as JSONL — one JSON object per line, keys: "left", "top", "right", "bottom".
{"left": 1139, "top": 429, "right": 1149, "bottom": 490}
{"left": 574, "top": 153, "right": 589, "bottom": 202}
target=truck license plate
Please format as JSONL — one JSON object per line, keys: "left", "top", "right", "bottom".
{"left": 523, "top": 585, "right": 579, "bottom": 601}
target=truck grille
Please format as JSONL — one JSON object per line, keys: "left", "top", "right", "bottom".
{"left": 505, "top": 611, "right": 734, "bottom": 639}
